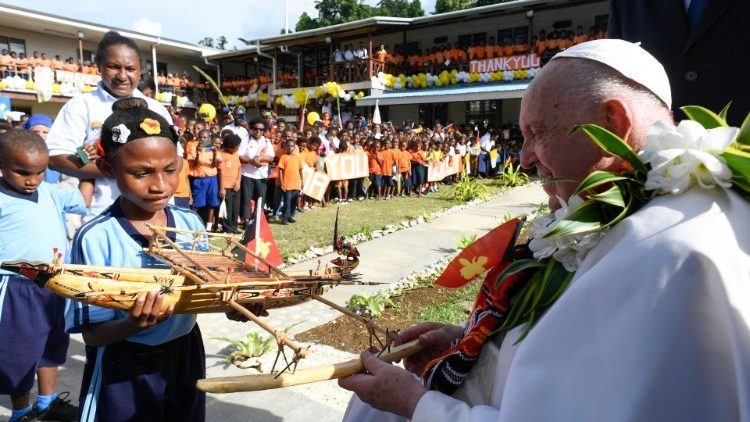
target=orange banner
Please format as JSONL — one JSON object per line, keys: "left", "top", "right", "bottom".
{"left": 325, "top": 152, "right": 369, "bottom": 181}
{"left": 469, "top": 54, "right": 540, "bottom": 73}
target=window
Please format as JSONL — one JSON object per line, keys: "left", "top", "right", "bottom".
{"left": 465, "top": 100, "right": 501, "bottom": 129}
{"left": 82, "top": 49, "right": 95, "bottom": 65}
{"left": 0, "top": 36, "right": 26, "bottom": 55}
{"left": 497, "top": 26, "right": 529, "bottom": 45}
{"left": 145, "top": 61, "right": 168, "bottom": 77}
{"left": 395, "top": 41, "right": 420, "bottom": 56}
{"left": 594, "top": 14, "right": 609, "bottom": 29}
{"left": 419, "top": 103, "right": 447, "bottom": 127}
{"left": 458, "top": 32, "right": 487, "bottom": 47}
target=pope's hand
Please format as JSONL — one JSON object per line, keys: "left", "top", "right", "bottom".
{"left": 338, "top": 350, "right": 427, "bottom": 418}
{"left": 394, "top": 322, "right": 464, "bottom": 375}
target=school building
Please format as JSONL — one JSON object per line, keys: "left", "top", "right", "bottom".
{"left": 212, "top": 0, "right": 609, "bottom": 128}
{"left": 1, "top": 0, "right": 608, "bottom": 127}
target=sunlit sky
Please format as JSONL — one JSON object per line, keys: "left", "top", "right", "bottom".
{"left": 10, "top": 0, "right": 439, "bottom": 48}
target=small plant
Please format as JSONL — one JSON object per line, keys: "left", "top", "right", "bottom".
{"left": 455, "top": 233, "right": 478, "bottom": 250}
{"left": 347, "top": 292, "right": 395, "bottom": 318}
{"left": 357, "top": 225, "right": 373, "bottom": 238}
{"left": 445, "top": 176, "right": 490, "bottom": 203}
{"left": 496, "top": 159, "right": 530, "bottom": 187}
{"left": 534, "top": 202, "right": 550, "bottom": 215}
{"left": 499, "top": 211, "right": 513, "bottom": 224}
{"left": 215, "top": 322, "right": 301, "bottom": 369}
{"left": 420, "top": 209, "right": 435, "bottom": 223}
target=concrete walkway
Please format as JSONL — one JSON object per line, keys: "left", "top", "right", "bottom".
{"left": 0, "top": 184, "right": 547, "bottom": 422}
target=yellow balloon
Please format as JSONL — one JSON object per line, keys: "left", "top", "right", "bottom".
{"left": 307, "top": 111, "right": 321, "bottom": 126}
{"left": 198, "top": 103, "right": 216, "bottom": 122}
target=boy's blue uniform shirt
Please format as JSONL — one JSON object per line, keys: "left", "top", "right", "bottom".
{"left": 0, "top": 182, "right": 86, "bottom": 272}
{"left": 66, "top": 202, "right": 205, "bottom": 346}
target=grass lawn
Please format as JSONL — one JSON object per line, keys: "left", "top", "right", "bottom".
{"left": 270, "top": 179, "right": 510, "bottom": 258}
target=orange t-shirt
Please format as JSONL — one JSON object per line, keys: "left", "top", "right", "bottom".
{"left": 410, "top": 150, "right": 425, "bottom": 165}
{"left": 503, "top": 45, "right": 514, "bottom": 56}
{"left": 219, "top": 151, "right": 241, "bottom": 189}
{"left": 278, "top": 154, "right": 303, "bottom": 191}
{"left": 398, "top": 150, "right": 411, "bottom": 173}
{"left": 368, "top": 151, "right": 382, "bottom": 175}
{"left": 175, "top": 157, "right": 191, "bottom": 198}
{"left": 535, "top": 40, "right": 547, "bottom": 55}
{"left": 381, "top": 148, "right": 398, "bottom": 176}
{"left": 15, "top": 58, "right": 29, "bottom": 71}
{"left": 573, "top": 34, "right": 588, "bottom": 45}
{"left": 485, "top": 45, "right": 496, "bottom": 59}
{"left": 187, "top": 142, "right": 218, "bottom": 178}
{"left": 376, "top": 50, "right": 388, "bottom": 62}
{"left": 474, "top": 47, "right": 486, "bottom": 59}
{"left": 434, "top": 51, "right": 444, "bottom": 64}
{"left": 301, "top": 150, "right": 317, "bottom": 167}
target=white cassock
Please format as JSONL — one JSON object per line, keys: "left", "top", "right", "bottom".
{"left": 344, "top": 187, "right": 750, "bottom": 421}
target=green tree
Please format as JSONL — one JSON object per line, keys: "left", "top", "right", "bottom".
{"left": 198, "top": 37, "right": 214, "bottom": 48}
{"left": 434, "top": 0, "right": 474, "bottom": 13}
{"left": 296, "top": 0, "right": 425, "bottom": 31}
{"left": 377, "top": 0, "right": 425, "bottom": 17}
{"left": 295, "top": 11, "right": 318, "bottom": 31}
{"left": 216, "top": 36, "right": 228, "bottom": 50}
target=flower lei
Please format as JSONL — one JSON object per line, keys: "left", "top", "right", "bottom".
{"left": 496, "top": 105, "right": 750, "bottom": 340}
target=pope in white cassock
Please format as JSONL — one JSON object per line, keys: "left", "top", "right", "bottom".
{"left": 338, "top": 39, "right": 750, "bottom": 421}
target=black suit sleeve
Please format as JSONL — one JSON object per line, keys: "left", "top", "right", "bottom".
{"left": 608, "top": 0, "right": 623, "bottom": 39}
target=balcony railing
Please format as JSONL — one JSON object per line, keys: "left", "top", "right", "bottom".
{"left": 330, "top": 58, "right": 385, "bottom": 84}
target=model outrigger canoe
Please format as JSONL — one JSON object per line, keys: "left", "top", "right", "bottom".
{"left": 0, "top": 223, "right": 424, "bottom": 391}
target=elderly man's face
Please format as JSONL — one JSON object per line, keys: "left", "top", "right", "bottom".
{"left": 520, "top": 62, "right": 613, "bottom": 210}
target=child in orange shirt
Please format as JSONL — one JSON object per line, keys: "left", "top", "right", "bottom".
{"left": 186, "top": 129, "right": 221, "bottom": 227}
{"left": 380, "top": 140, "right": 396, "bottom": 199}
{"left": 218, "top": 133, "right": 242, "bottom": 233}
{"left": 367, "top": 141, "right": 383, "bottom": 200}
{"left": 277, "top": 140, "right": 303, "bottom": 224}
{"left": 398, "top": 141, "right": 412, "bottom": 196}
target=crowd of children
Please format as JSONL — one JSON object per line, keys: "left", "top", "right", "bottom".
{"left": 169, "top": 107, "right": 522, "bottom": 232}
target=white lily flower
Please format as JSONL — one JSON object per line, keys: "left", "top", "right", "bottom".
{"left": 529, "top": 195, "right": 607, "bottom": 272}
{"left": 642, "top": 120, "right": 737, "bottom": 194}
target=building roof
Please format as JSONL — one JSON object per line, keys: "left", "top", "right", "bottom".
{"left": 207, "top": 0, "right": 602, "bottom": 62}
{"left": 357, "top": 81, "right": 530, "bottom": 106}
{"left": 0, "top": 2, "right": 219, "bottom": 59}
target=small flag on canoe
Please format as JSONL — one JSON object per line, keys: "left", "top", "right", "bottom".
{"left": 241, "top": 200, "right": 283, "bottom": 270}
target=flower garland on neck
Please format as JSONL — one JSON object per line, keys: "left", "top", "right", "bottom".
{"left": 496, "top": 105, "right": 750, "bottom": 340}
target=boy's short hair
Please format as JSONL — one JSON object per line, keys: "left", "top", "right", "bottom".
{"left": 222, "top": 133, "right": 241, "bottom": 149}
{"left": 0, "top": 129, "right": 47, "bottom": 158}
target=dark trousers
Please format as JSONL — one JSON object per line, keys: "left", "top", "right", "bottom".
{"left": 240, "top": 176, "right": 267, "bottom": 221}
{"left": 348, "top": 178, "right": 364, "bottom": 200}
{"left": 77, "top": 325, "right": 205, "bottom": 422}
{"left": 283, "top": 190, "right": 299, "bottom": 221}
{"left": 221, "top": 189, "right": 240, "bottom": 232}
{"left": 272, "top": 183, "right": 284, "bottom": 216}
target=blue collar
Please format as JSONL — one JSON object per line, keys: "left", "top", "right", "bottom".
{"left": 110, "top": 199, "right": 176, "bottom": 247}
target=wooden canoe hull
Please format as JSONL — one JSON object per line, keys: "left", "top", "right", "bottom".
{"left": 44, "top": 265, "right": 338, "bottom": 314}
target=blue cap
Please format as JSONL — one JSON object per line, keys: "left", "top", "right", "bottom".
{"left": 24, "top": 114, "right": 53, "bottom": 129}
